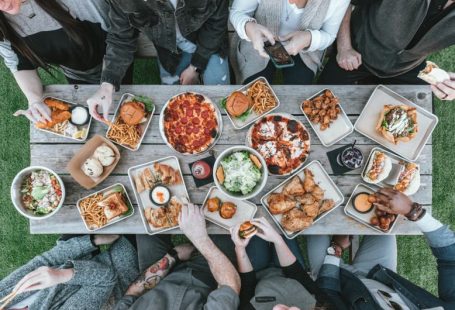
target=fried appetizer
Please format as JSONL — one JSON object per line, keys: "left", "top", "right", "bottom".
{"left": 302, "top": 202, "right": 319, "bottom": 218}
{"left": 394, "top": 163, "right": 420, "bottom": 195}
{"left": 303, "top": 169, "right": 316, "bottom": 192}
{"left": 97, "top": 192, "right": 129, "bottom": 221}
{"left": 153, "top": 163, "right": 182, "bottom": 185}
{"left": 294, "top": 193, "right": 315, "bottom": 205}
{"left": 167, "top": 197, "right": 182, "bottom": 226}
{"left": 146, "top": 207, "right": 171, "bottom": 228}
{"left": 206, "top": 197, "right": 221, "bottom": 212}
{"left": 134, "top": 173, "right": 145, "bottom": 193}
{"left": 220, "top": 201, "right": 237, "bottom": 219}
{"left": 239, "top": 221, "right": 257, "bottom": 239}
{"left": 282, "top": 176, "right": 305, "bottom": 196}
{"left": 318, "top": 199, "right": 335, "bottom": 215}
{"left": 364, "top": 151, "right": 392, "bottom": 184}
{"left": 267, "top": 193, "right": 297, "bottom": 215}
{"left": 376, "top": 105, "right": 418, "bottom": 144}
{"left": 302, "top": 90, "right": 341, "bottom": 131}
{"left": 141, "top": 167, "right": 156, "bottom": 190}
{"left": 281, "top": 208, "right": 313, "bottom": 232}
{"left": 311, "top": 185, "right": 325, "bottom": 201}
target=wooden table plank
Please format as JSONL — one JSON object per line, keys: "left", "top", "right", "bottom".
{"left": 30, "top": 144, "right": 433, "bottom": 175}
{"left": 29, "top": 84, "right": 433, "bottom": 235}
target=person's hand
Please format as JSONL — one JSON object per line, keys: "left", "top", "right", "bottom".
{"left": 180, "top": 65, "right": 200, "bottom": 85}
{"left": 332, "top": 235, "right": 351, "bottom": 250}
{"left": 336, "top": 47, "right": 362, "bottom": 71}
{"left": 431, "top": 73, "right": 455, "bottom": 101}
{"left": 279, "top": 31, "right": 312, "bottom": 56}
{"left": 372, "top": 188, "right": 414, "bottom": 215}
{"left": 174, "top": 243, "right": 195, "bottom": 261}
{"left": 14, "top": 101, "right": 51, "bottom": 123}
{"left": 230, "top": 223, "right": 251, "bottom": 250}
{"left": 179, "top": 203, "right": 208, "bottom": 243}
{"left": 86, "top": 82, "right": 114, "bottom": 121}
{"left": 245, "top": 21, "right": 275, "bottom": 58}
{"left": 250, "top": 217, "right": 282, "bottom": 245}
{"left": 13, "top": 266, "right": 73, "bottom": 294}
{"left": 93, "top": 234, "right": 119, "bottom": 246}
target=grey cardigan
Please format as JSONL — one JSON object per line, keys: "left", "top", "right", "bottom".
{"left": 0, "top": 236, "right": 138, "bottom": 310}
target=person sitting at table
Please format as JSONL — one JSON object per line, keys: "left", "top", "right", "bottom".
{"left": 318, "top": 0, "right": 455, "bottom": 101}
{"left": 0, "top": 0, "right": 126, "bottom": 124}
{"left": 308, "top": 188, "right": 455, "bottom": 309}
{"left": 0, "top": 235, "right": 138, "bottom": 310}
{"left": 86, "top": 0, "right": 230, "bottom": 121}
{"left": 114, "top": 203, "right": 241, "bottom": 310}
{"left": 229, "top": 0, "right": 350, "bottom": 85}
{"left": 230, "top": 217, "right": 335, "bottom": 310}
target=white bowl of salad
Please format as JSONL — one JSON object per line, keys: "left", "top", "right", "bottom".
{"left": 213, "top": 146, "right": 268, "bottom": 200}
{"left": 11, "top": 166, "right": 65, "bottom": 220}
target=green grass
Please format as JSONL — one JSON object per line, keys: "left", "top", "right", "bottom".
{"left": 1, "top": 49, "right": 454, "bottom": 297}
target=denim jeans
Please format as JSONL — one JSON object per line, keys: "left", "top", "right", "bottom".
{"left": 246, "top": 236, "right": 306, "bottom": 271}
{"left": 158, "top": 52, "right": 230, "bottom": 85}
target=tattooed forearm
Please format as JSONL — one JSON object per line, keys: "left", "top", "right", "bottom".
{"left": 126, "top": 254, "right": 176, "bottom": 297}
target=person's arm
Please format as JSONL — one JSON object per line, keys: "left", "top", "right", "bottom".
{"left": 229, "top": 0, "right": 259, "bottom": 41}
{"left": 335, "top": 4, "right": 362, "bottom": 71}
{"left": 180, "top": 204, "right": 240, "bottom": 308}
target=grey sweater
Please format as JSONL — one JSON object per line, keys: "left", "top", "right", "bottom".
{"left": 0, "top": 236, "right": 138, "bottom": 310}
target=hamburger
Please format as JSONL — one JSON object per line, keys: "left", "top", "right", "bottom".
{"left": 220, "top": 201, "right": 237, "bottom": 219}
{"left": 363, "top": 151, "right": 392, "bottom": 184}
{"left": 120, "top": 101, "right": 146, "bottom": 125}
{"left": 226, "top": 91, "right": 251, "bottom": 117}
{"left": 238, "top": 221, "right": 257, "bottom": 239}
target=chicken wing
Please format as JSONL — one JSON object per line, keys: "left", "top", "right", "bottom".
{"left": 303, "top": 169, "right": 315, "bottom": 192}
{"left": 294, "top": 193, "right": 315, "bottom": 205}
{"left": 282, "top": 176, "right": 305, "bottom": 196}
{"left": 311, "top": 185, "right": 325, "bottom": 201}
{"left": 303, "top": 202, "right": 319, "bottom": 218}
{"left": 281, "top": 208, "right": 313, "bottom": 232}
{"left": 35, "top": 110, "right": 71, "bottom": 129}
{"left": 267, "top": 193, "right": 297, "bottom": 215}
{"left": 318, "top": 199, "right": 335, "bottom": 215}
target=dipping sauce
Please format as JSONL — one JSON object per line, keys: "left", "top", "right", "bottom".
{"left": 353, "top": 192, "right": 373, "bottom": 214}
{"left": 150, "top": 185, "right": 170, "bottom": 205}
{"left": 71, "top": 106, "right": 89, "bottom": 125}
{"left": 192, "top": 160, "right": 211, "bottom": 180}
{"left": 338, "top": 147, "right": 364, "bottom": 170}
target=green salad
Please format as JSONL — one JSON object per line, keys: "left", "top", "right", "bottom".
{"left": 220, "top": 151, "right": 262, "bottom": 195}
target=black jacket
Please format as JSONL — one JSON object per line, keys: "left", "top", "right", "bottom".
{"left": 101, "top": 0, "right": 229, "bottom": 90}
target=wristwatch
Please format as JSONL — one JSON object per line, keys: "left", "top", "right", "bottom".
{"left": 327, "top": 242, "right": 342, "bottom": 258}
{"left": 405, "top": 202, "right": 426, "bottom": 222}
{"left": 167, "top": 248, "right": 180, "bottom": 264}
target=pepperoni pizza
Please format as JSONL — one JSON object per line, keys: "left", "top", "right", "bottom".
{"left": 162, "top": 92, "right": 220, "bottom": 154}
{"left": 249, "top": 114, "right": 310, "bottom": 175}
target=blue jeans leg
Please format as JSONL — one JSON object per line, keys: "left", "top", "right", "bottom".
{"left": 271, "top": 237, "right": 306, "bottom": 269}
{"left": 246, "top": 236, "right": 272, "bottom": 271}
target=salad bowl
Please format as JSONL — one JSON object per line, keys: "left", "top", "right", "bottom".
{"left": 213, "top": 146, "right": 268, "bottom": 200}
{"left": 11, "top": 166, "right": 66, "bottom": 220}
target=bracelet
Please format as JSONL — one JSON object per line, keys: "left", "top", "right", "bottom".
{"left": 405, "top": 203, "right": 426, "bottom": 221}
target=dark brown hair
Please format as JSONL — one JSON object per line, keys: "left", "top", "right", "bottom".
{"left": 0, "top": 0, "right": 94, "bottom": 71}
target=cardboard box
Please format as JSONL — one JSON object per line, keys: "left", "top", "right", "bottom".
{"left": 67, "top": 135, "right": 120, "bottom": 189}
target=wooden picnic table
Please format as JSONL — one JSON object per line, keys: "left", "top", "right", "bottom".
{"left": 29, "top": 84, "right": 433, "bottom": 235}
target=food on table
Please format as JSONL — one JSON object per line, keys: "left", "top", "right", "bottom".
{"left": 394, "top": 163, "right": 420, "bottom": 195}
{"left": 142, "top": 168, "right": 156, "bottom": 190}
{"left": 70, "top": 106, "right": 90, "bottom": 126}
{"left": 267, "top": 193, "right": 297, "bottom": 215}
{"left": 226, "top": 91, "right": 251, "bottom": 117}
{"left": 79, "top": 185, "right": 131, "bottom": 229}
{"left": 239, "top": 221, "right": 257, "bottom": 239}
{"left": 302, "top": 90, "right": 341, "bottom": 130}
{"left": 35, "top": 98, "right": 71, "bottom": 129}
{"left": 93, "top": 144, "right": 116, "bottom": 167}
{"left": 144, "top": 196, "right": 183, "bottom": 228}
{"left": 217, "top": 151, "right": 262, "bottom": 195}
{"left": 191, "top": 160, "right": 212, "bottom": 180}
{"left": 338, "top": 146, "right": 364, "bottom": 170}
{"left": 220, "top": 201, "right": 237, "bottom": 219}
{"left": 353, "top": 192, "right": 374, "bottom": 213}
{"left": 266, "top": 168, "right": 335, "bottom": 233}
{"left": 247, "top": 79, "right": 277, "bottom": 115}
{"left": 83, "top": 158, "right": 103, "bottom": 178}
{"left": 153, "top": 162, "right": 182, "bottom": 185}
{"left": 162, "top": 92, "right": 220, "bottom": 154}
{"left": 134, "top": 174, "right": 145, "bottom": 193}
{"left": 150, "top": 185, "right": 171, "bottom": 205}
{"left": 364, "top": 151, "right": 392, "bottom": 183}
{"left": 20, "top": 169, "right": 62, "bottom": 215}
{"left": 367, "top": 194, "right": 397, "bottom": 231}
{"left": 249, "top": 114, "right": 310, "bottom": 175}
{"left": 376, "top": 105, "right": 418, "bottom": 144}
{"left": 418, "top": 61, "right": 450, "bottom": 85}
{"left": 107, "top": 95, "right": 154, "bottom": 149}
{"left": 206, "top": 197, "right": 221, "bottom": 212}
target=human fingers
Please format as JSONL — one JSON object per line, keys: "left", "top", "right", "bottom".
{"left": 356, "top": 53, "right": 362, "bottom": 67}
{"left": 30, "top": 106, "right": 45, "bottom": 123}
{"left": 13, "top": 109, "right": 36, "bottom": 123}
{"left": 102, "top": 101, "right": 110, "bottom": 121}
{"left": 87, "top": 101, "right": 103, "bottom": 121}
{"left": 260, "top": 27, "right": 275, "bottom": 45}
{"left": 377, "top": 188, "right": 395, "bottom": 199}
{"left": 431, "top": 85, "right": 447, "bottom": 100}
{"left": 435, "top": 82, "right": 455, "bottom": 97}
{"left": 278, "top": 32, "right": 294, "bottom": 42}
{"left": 14, "top": 269, "right": 45, "bottom": 294}
{"left": 36, "top": 103, "right": 52, "bottom": 121}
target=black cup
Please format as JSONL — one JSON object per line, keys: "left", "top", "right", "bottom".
{"left": 337, "top": 146, "right": 364, "bottom": 170}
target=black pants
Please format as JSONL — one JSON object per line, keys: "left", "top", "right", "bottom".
{"left": 243, "top": 55, "right": 315, "bottom": 85}
{"left": 318, "top": 56, "right": 427, "bottom": 85}
{"left": 65, "top": 65, "right": 134, "bottom": 85}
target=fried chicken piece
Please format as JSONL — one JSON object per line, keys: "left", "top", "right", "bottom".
{"left": 35, "top": 110, "right": 71, "bottom": 129}
{"left": 303, "top": 202, "right": 319, "bottom": 218}
{"left": 267, "top": 193, "right": 297, "bottom": 215}
{"left": 311, "top": 185, "right": 325, "bottom": 201}
{"left": 281, "top": 208, "right": 313, "bottom": 232}
{"left": 318, "top": 199, "right": 335, "bottom": 215}
{"left": 282, "top": 176, "right": 305, "bottom": 196}
{"left": 303, "top": 169, "right": 315, "bottom": 192}
{"left": 44, "top": 98, "right": 70, "bottom": 110}
{"left": 294, "top": 193, "right": 315, "bottom": 205}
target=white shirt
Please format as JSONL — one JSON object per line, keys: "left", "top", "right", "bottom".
{"left": 230, "top": 0, "right": 350, "bottom": 52}
{"left": 169, "top": 0, "right": 196, "bottom": 53}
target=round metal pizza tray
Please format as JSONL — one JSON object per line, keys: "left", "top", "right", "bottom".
{"left": 245, "top": 112, "right": 311, "bottom": 176}
{"left": 159, "top": 92, "right": 223, "bottom": 156}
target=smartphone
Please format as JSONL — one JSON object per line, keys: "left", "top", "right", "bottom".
{"left": 264, "top": 41, "right": 295, "bottom": 68}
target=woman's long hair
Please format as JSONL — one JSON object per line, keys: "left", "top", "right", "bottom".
{"left": 0, "top": 0, "right": 94, "bottom": 71}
